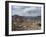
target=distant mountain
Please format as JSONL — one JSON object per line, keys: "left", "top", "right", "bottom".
{"left": 12, "top": 15, "right": 41, "bottom": 18}
{"left": 12, "top": 15, "right": 41, "bottom": 21}
{"left": 24, "top": 16, "right": 41, "bottom": 18}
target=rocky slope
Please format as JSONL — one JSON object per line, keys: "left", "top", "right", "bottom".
{"left": 12, "top": 15, "right": 41, "bottom": 31}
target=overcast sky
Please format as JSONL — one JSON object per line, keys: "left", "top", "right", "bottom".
{"left": 11, "top": 5, "right": 41, "bottom": 17}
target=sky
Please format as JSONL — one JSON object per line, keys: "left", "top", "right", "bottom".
{"left": 11, "top": 5, "right": 41, "bottom": 17}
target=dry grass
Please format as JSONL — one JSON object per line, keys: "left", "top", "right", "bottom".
{"left": 12, "top": 19, "right": 41, "bottom": 31}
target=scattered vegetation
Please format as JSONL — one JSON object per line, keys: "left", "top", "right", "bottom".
{"left": 12, "top": 15, "right": 41, "bottom": 31}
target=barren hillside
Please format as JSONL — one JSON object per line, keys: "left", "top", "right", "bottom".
{"left": 12, "top": 15, "right": 41, "bottom": 31}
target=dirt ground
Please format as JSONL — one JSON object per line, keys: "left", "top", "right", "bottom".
{"left": 12, "top": 20, "right": 41, "bottom": 31}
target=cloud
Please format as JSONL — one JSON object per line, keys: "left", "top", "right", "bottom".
{"left": 12, "top": 5, "right": 41, "bottom": 16}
